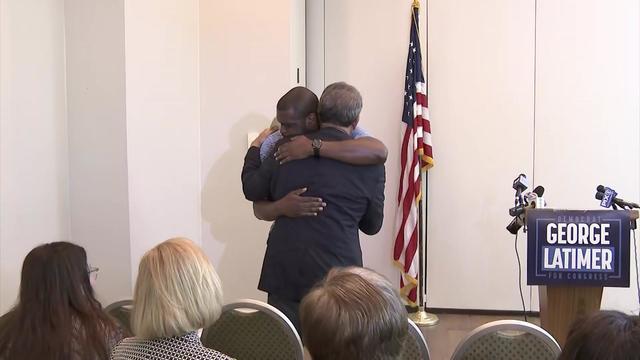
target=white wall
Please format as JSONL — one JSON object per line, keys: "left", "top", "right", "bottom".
{"left": 66, "top": 0, "right": 203, "bottom": 301}
{"left": 65, "top": 0, "right": 132, "bottom": 305}
{"left": 535, "top": 0, "right": 640, "bottom": 313}
{"left": 0, "top": 0, "right": 69, "bottom": 312}
{"left": 291, "top": 0, "right": 306, "bottom": 86}
{"left": 61, "top": 0, "right": 203, "bottom": 306}
{"left": 426, "top": 0, "right": 536, "bottom": 311}
{"left": 199, "top": 0, "right": 294, "bottom": 303}
{"left": 305, "top": 0, "right": 324, "bottom": 96}
{"left": 124, "top": 0, "right": 202, "bottom": 278}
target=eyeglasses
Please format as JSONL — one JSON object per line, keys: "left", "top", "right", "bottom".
{"left": 88, "top": 266, "right": 100, "bottom": 281}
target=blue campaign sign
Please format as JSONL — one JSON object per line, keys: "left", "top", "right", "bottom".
{"left": 526, "top": 209, "right": 631, "bottom": 287}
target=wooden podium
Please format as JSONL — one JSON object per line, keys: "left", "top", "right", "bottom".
{"left": 526, "top": 209, "right": 637, "bottom": 347}
{"left": 538, "top": 285, "right": 602, "bottom": 347}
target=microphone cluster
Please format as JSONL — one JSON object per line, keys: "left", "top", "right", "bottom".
{"left": 506, "top": 178, "right": 640, "bottom": 235}
{"left": 507, "top": 174, "right": 546, "bottom": 235}
{"left": 595, "top": 185, "right": 640, "bottom": 210}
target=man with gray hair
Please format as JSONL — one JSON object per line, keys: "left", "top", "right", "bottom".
{"left": 242, "top": 82, "right": 386, "bottom": 332}
{"left": 300, "top": 267, "right": 408, "bottom": 360}
{"left": 317, "top": 82, "right": 365, "bottom": 129}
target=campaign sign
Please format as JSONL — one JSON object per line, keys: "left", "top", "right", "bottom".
{"left": 527, "top": 209, "right": 631, "bottom": 287}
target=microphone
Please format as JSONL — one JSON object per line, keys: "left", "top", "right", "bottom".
{"left": 595, "top": 192, "right": 619, "bottom": 210}
{"left": 533, "top": 185, "right": 544, "bottom": 197}
{"left": 529, "top": 185, "right": 547, "bottom": 209}
{"left": 595, "top": 192, "right": 640, "bottom": 209}
{"left": 596, "top": 185, "right": 617, "bottom": 208}
{"left": 513, "top": 174, "right": 529, "bottom": 192}
{"left": 528, "top": 185, "right": 544, "bottom": 201}
{"left": 506, "top": 216, "right": 524, "bottom": 235}
{"left": 509, "top": 186, "right": 546, "bottom": 217}
{"left": 595, "top": 185, "right": 640, "bottom": 209}
{"left": 513, "top": 174, "right": 529, "bottom": 205}
{"left": 506, "top": 175, "right": 541, "bottom": 235}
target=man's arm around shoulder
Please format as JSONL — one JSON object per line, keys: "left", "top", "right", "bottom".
{"left": 275, "top": 134, "right": 388, "bottom": 166}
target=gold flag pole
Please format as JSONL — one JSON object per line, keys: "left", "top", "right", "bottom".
{"left": 409, "top": 166, "right": 439, "bottom": 327}
{"left": 408, "top": 0, "right": 439, "bottom": 328}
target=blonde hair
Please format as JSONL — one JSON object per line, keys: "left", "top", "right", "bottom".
{"left": 131, "top": 238, "right": 223, "bottom": 339}
{"left": 300, "top": 267, "right": 408, "bottom": 360}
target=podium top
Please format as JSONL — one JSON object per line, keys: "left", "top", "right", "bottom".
{"left": 526, "top": 208, "right": 639, "bottom": 219}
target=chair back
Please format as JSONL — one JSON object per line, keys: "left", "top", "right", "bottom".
{"left": 201, "top": 299, "right": 303, "bottom": 360}
{"left": 451, "top": 320, "right": 561, "bottom": 360}
{"left": 399, "top": 319, "right": 431, "bottom": 359}
{"left": 104, "top": 299, "right": 133, "bottom": 336}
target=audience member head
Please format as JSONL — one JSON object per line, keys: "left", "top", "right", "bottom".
{"left": 276, "top": 86, "right": 319, "bottom": 137}
{"left": 131, "top": 237, "right": 223, "bottom": 339}
{"left": 317, "top": 82, "right": 362, "bottom": 130}
{"left": 0, "top": 242, "right": 119, "bottom": 360}
{"left": 559, "top": 310, "right": 640, "bottom": 360}
{"left": 300, "top": 267, "right": 408, "bottom": 360}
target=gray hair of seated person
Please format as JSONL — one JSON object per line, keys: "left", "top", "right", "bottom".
{"left": 300, "top": 266, "right": 408, "bottom": 360}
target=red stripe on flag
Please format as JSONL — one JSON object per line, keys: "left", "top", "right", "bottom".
{"left": 393, "top": 125, "right": 421, "bottom": 263}
{"left": 423, "top": 120, "right": 431, "bottom": 133}
{"left": 404, "top": 226, "right": 418, "bottom": 274}
{"left": 407, "top": 286, "right": 417, "bottom": 303}
{"left": 397, "top": 125, "right": 411, "bottom": 203}
{"left": 403, "top": 153, "right": 421, "bottom": 272}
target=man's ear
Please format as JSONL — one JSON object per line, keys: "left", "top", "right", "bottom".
{"left": 306, "top": 113, "right": 319, "bottom": 130}
{"left": 351, "top": 116, "right": 360, "bottom": 130}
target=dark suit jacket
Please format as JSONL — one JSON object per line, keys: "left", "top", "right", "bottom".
{"left": 242, "top": 127, "right": 385, "bottom": 301}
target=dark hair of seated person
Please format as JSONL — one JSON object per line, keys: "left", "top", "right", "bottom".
{"left": 559, "top": 310, "right": 640, "bottom": 360}
{"left": 0, "top": 242, "right": 121, "bottom": 360}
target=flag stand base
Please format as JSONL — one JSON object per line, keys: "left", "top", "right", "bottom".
{"left": 409, "top": 308, "right": 439, "bottom": 327}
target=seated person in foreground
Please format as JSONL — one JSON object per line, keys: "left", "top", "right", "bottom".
{"left": 299, "top": 267, "right": 408, "bottom": 360}
{"left": 111, "top": 238, "right": 234, "bottom": 360}
{"left": 0, "top": 242, "right": 122, "bottom": 360}
{"left": 559, "top": 310, "right": 640, "bottom": 360}
{"left": 247, "top": 86, "right": 388, "bottom": 221}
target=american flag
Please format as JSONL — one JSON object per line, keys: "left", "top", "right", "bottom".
{"left": 393, "top": 3, "right": 433, "bottom": 306}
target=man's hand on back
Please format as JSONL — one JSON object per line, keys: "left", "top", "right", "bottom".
{"left": 275, "top": 136, "right": 313, "bottom": 164}
{"left": 278, "top": 188, "right": 326, "bottom": 217}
